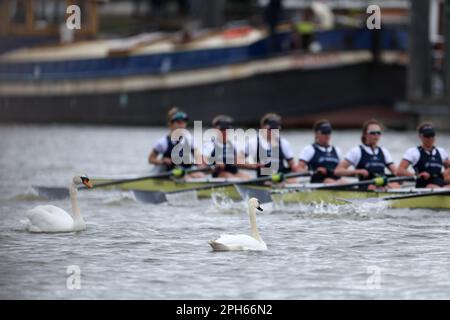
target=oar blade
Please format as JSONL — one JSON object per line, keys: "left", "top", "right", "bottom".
{"left": 235, "top": 185, "right": 272, "bottom": 203}
{"left": 32, "top": 186, "right": 70, "bottom": 200}
{"left": 131, "top": 190, "right": 168, "bottom": 204}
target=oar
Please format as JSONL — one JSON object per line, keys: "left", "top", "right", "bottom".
{"left": 132, "top": 171, "right": 313, "bottom": 204}
{"left": 234, "top": 184, "right": 273, "bottom": 204}
{"left": 32, "top": 166, "right": 213, "bottom": 200}
{"left": 339, "top": 188, "right": 450, "bottom": 205}
{"left": 315, "top": 176, "right": 417, "bottom": 190}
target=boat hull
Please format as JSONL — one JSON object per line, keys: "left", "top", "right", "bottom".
{"left": 92, "top": 177, "right": 450, "bottom": 209}
{"left": 270, "top": 188, "right": 450, "bottom": 210}
{"left": 91, "top": 177, "right": 242, "bottom": 200}
{"left": 389, "top": 194, "right": 450, "bottom": 209}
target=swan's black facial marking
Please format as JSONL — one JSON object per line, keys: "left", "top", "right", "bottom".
{"left": 255, "top": 200, "right": 263, "bottom": 211}
{"left": 79, "top": 175, "right": 93, "bottom": 188}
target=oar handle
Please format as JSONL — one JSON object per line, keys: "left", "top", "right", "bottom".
{"left": 81, "top": 166, "right": 213, "bottom": 190}
{"left": 169, "top": 171, "right": 313, "bottom": 194}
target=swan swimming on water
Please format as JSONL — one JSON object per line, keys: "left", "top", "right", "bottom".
{"left": 24, "top": 174, "right": 92, "bottom": 233}
{"left": 208, "top": 198, "right": 267, "bottom": 251}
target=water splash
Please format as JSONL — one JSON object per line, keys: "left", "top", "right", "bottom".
{"left": 102, "top": 191, "right": 137, "bottom": 206}
{"left": 207, "top": 190, "right": 245, "bottom": 214}
{"left": 166, "top": 190, "right": 199, "bottom": 207}
{"left": 207, "top": 191, "right": 275, "bottom": 215}
{"left": 271, "top": 199, "right": 390, "bottom": 219}
{"left": 6, "top": 188, "right": 47, "bottom": 201}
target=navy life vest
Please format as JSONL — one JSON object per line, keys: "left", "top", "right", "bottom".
{"left": 355, "top": 145, "right": 388, "bottom": 180}
{"left": 210, "top": 140, "right": 238, "bottom": 175}
{"left": 162, "top": 135, "right": 194, "bottom": 170}
{"left": 413, "top": 146, "right": 444, "bottom": 178}
{"left": 309, "top": 143, "right": 340, "bottom": 182}
{"left": 256, "top": 135, "right": 291, "bottom": 177}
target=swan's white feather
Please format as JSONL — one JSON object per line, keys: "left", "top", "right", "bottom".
{"left": 209, "top": 234, "right": 267, "bottom": 251}
{"left": 25, "top": 205, "right": 81, "bottom": 233}
{"left": 208, "top": 198, "right": 267, "bottom": 252}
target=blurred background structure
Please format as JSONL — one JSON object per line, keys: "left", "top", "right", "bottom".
{"left": 0, "top": 0, "right": 449, "bottom": 130}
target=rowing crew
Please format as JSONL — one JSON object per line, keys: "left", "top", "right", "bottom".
{"left": 148, "top": 107, "right": 450, "bottom": 190}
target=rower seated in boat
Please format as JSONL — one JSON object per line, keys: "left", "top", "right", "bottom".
{"left": 148, "top": 107, "right": 204, "bottom": 178}
{"left": 203, "top": 115, "right": 251, "bottom": 179}
{"left": 334, "top": 119, "right": 399, "bottom": 190}
{"left": 244, "top": 113, "right": 297, "bottom": 183}
{"left": 397, "top": 123, "right": 450, "bottom": 189}
{"left": 298, "top": 119, "right": 345, "bottom": 184}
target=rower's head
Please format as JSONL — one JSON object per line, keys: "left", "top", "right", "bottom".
{"left": 168, "top": 107, "right": 188, "bottom": 130}
{"left": 212, "top": 115, "right": 234, "bottom": 142}
{"left": 260, "top": 113, "right": 281, "bottom": 141}
{"left": 361, "top": 119, "right": 384, "bottom": 147}
{"left": 417, "top": 122, "right": 436, "bottom": 147}
{"left": 314, "top": 119, "right": 332, "bottom": 146}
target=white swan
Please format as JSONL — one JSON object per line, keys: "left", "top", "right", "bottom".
{"left": 208, "top": 198, "right": 267, "bottom": 251}
{"left": 24, "top": 174, "right": 92, "bottom": 233}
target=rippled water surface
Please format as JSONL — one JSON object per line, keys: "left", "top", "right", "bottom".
{"left": 1, "top": 125, "right": 450, "bottom": 299}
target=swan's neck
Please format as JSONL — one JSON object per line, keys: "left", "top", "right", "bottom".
{"left": 248, "top": 205, "right": 262, "bottom": 241}
{"left": 69, "top": 183, "right": 85, "bottom": 226}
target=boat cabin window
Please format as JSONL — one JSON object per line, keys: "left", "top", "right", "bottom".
{"left": 9, "top": 0, "right": 27, "bottom": 24}
{"left": 33, "top": 0, "right": 66, "bottom": 29}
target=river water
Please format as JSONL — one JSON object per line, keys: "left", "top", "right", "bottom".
{"left": 1, "top": 124, "right": 450, "bottom": 299}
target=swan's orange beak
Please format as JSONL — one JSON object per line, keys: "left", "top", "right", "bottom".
{"left": 83, "top": 179, "right": 93, "bottom": 188}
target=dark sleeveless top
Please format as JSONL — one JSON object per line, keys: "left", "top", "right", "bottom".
{"left": 210, "top": 141, "right": 239, "bottom": 177}
{"left": 355, "top": 145, "right": 389, "bottom": 180}
{"left": 412, "top": 146, "right": 444, "bottom": 177}
{"left": 412, "top": 146, "right": 445, "bottom": 188}
{"left": 162, "top": 135, "right": 194, "bottom": 170}
{"left": 256, "top": 136, "right": 291, "bottom": 177}
{"left": 308, "top": 143, "right": 340, "bottom": 183}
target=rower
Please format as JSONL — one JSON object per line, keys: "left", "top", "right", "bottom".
{"left": 148, "top": 107, "right": 204, "bottom": 178}
{"left": 245, "top": 113, "right": 296, "bottom": 180}
{"left": 397, "top": 123, "right": 449, "bottom": 188}
{"left": 334, "top": 119, "right": 399, "bottom": 190}
{"left": 298, "top": 119, "right": 344, "bottom": 184}
{"left": 203, "top": 115, "right": 251, "bottom": 179}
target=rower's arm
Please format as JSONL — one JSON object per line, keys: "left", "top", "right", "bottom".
{"left": 445, "top": 168, "right": 450, "bottom": 183}
{"left": 396, "top": 159, "right": 415, "bottom": 177}
{"left": 334, "top": 159, "right": 358, "bottom": 176}
{"left": 287, "top": 159, "right": 298, "bottom": 172}
{"left": 148, "top": 150, "right": 164, "bottom": 166}
{"left": 387, "top": 163, "right": 398, "bottom": 176}
{"left": 193, "top": 148, "right": 207, "bottom": 167}
{"left": 297, "top": 160, "right": 308, "bottom": 172}
{"left": 239, "top": 163, "right": 261, "bottom": 170}
{"left": 444, "top": 160, "right": 450, "bottom": 183}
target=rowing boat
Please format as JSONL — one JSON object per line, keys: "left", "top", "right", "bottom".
{"left": 268, "top": 187, "right": 450, "bottom": 210}
{"left": 87, "top": 177, "right": 450, "bottom": 209}
{"left": 35, "top": 175, "right": 450, "bottom": 209}
{"left": 33, "top": 171, "right": 310, "bottom": 202}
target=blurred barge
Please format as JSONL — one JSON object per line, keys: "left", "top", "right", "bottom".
{"left": 0, "top": 25, "right": 408, "bottom": 127}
